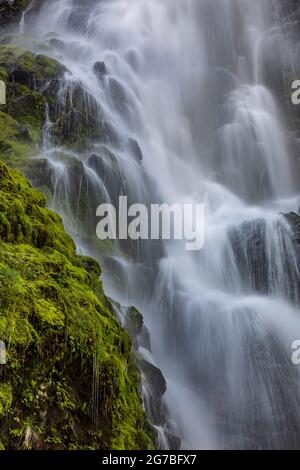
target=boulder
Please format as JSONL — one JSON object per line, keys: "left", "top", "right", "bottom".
{"left": 128, "top": 138, "right": 143, "bottom": 162}
{"left": 0, "top": 0, "right": 29, "bottom": 28}
{"left": 125, "top": 306, "right": 144, "bottom": 339}
{"left": 93, "top": 61, "right": 107, "bottom": 79}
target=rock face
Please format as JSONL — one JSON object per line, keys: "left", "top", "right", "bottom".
{"left": 229, "top": 215, "right": 300, "bottom": 303}
{"left": 0, "top": 45, "right": 67, "bottom": 167}
{"left": 125, "top": 307, "right": 167, "bottom": 421}
{"left": 0, "top": 44, "right": 112, "bottom": 153}
{"left": 0, "top": 159, "right": 154, "bottom": 450}
{"left": 93, "top": 61, "right": 107, "bottom": 79}
{"left": 285, "top": 212, "right": 300, "bottom": 298}
{"left": 123, "top": 306, "right": 180, "bottom": 449}
{"left": 0, "top": 1, "right": 29, "bottom": 27}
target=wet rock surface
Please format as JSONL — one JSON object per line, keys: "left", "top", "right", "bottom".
{"left": 0, "top": 1, "right": 27, "bottom": 27}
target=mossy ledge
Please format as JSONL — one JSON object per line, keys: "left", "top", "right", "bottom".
{"left": 0, "top": 1, "right": 29, "bottom": 28}
{"left": 0, "top": 159, "right": 154, "bottom": 450}
{"left": 0, "top": 44, "right": 67, "bottom": 168}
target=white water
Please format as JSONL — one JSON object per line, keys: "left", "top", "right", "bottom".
{"left": 18, "top": 0, "right": 300, "bottom": 449}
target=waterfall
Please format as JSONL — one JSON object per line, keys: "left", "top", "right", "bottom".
{"left": 18, "top": 0, "right": 300, "bottom": 449}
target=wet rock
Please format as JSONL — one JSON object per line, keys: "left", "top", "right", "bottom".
{"left": 230, "top": 214, "right": 300, "bottom": 303}
{"left": 18, "top": 124, "right": 31, "bottom": 141}
{"left": 125, "top": 306, "right": 144, "bottom": 339}
{"left": 87, "top": 149, "right": 124, "bottom": 204}
{"left": 139, "top": 324, "right": 151, "bottom": 351}
{"left": 128, "top": 138, "right": 143, "bottom": 162}
{"left": 107, "top": 77, "right": 128, "bottom": 116}
{"left": 73, "top": 255, "right": 102, "bottom": 277}
{"left": 229, "top": 219, "right": 268, "bottom": 294}
{"left": 0, "top": 0, "right": 29, "bottom": 28}
{"left": 140, "top": 360, "right": 167, "bottom": 399}
{"left": 284, "top": 212, "right": 300, "bottom": 268}
{"left": 164, "top": 431, "right": 181, "bottom": 451}
{"left": 139, "top": 359, "right": 167, "bottom": 426}
{"left": 66, "top": 4, "right": 89, "bottom": 32}
{"left": 93, "top": 61, "right": 107, "bottom": 79}
{"left": 125, "top": 49, "right": 140, "bottom": 71}
{"left": 10, "top": 67, "right": 35, "bottom": 88}
{"left": 50, "top": 108, "right": 101, "bottom": 147}
{"left": 122, "top": 304, "right": 170, "bottom": 430}
{"left": 125, "top": 306, "right": 151, "bottom": 350}
{"left": 49, "top": 38, "right": 66, "bottom": 52}
{"left": 25, "top": 158, "right": 50, "bottom": 188}
{"left": 285, "top": 212, "right": 300, "bottom": 238}
{"left": 51, "top": 80, "right": 108, "bottom": 147}
{"left": 5, "top": 49, "right": 67, "bottom": 91}
{"left": 3, "top": 92, "right": 46, "bottom": 127}
{"left": 87, "top": 153, "right": 107, "bottom": 177}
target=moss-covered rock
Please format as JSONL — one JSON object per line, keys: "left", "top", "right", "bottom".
{"left": 0, "top": 45, "right": 68, "bottom": 167}
{"left": 0, "top": 45, "right": 65, "bottom": 86}
{"left": 49, "top": 79, "right": 108, "bottom": 149}
{"left": 0, "top": 159, "right": 154, "bottom": 450}
{"left": 0, "top": 111, "right": 33, "bottom": 166}
{"left": 125, "top": 307, "right": 144, "bottom": 340}
{"left": 0, "top": 43, "right": 108, "bottom": 156}
{"left": 0, "top": 1, "right": 29, "bottom": 28}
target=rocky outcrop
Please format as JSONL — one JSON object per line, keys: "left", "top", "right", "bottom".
{"left": 0, "top": 1, "right": 29, "bottom": 28}
{"left": 124, "top": 306, "right": 180, "bottom": 449}
{"left": 285, "top": 212, "right": 300, "bottom": 259}
{"left": 229, "top": 214, "right": 300, "bottom": 303}
{"left": 0, "top": 45, "right": 66, "bottom": 167}
{"left": 0, "top": 158, "right": 154, "bottom": 450}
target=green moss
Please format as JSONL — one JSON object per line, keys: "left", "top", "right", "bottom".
{"left": 0, "top": 69, "right": 8, "bottom": 82}
{"left": 0, "top": 159, "right": 153, "bottom": 450}
{"left": 0, "top": 45, "right": 65, "bottom": 88}
{"left": 0, "top": 45, "right": 24, "bottom": 66}
{"left": 0, "top": 383, "right": 13, "bottom": 418}
{"left": 0, "top": 111, "right": 34, "bottom": 166}
{"left": 4, "top": 92, "right": 46, "bottom": 140}
{"left": 0, "top": 46, "right": 67, "bottom": 167}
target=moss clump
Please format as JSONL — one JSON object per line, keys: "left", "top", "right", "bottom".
{"left": 49, "top": 80, "right": 106, "bottom": 149}
{"left": 0, "top": 45, "right": 66, "bottom": 166}
{"left": 0, "top": 1, "right": 29, "bottom": 28}
{"left": 0, "top": 43, "right": 107, "bottom": 167}
{"left": 0, "top": 383, "right": 13, "bottom": 418}
{"left": 0, "top": 45, "right": 65, "bottom": 89}
{"left": 0, "top": 111, "right": 33, "bottom": 167}
{"left": 4, "top": 91, "right": 46, "bottom": 140}
{"left": 0, "top": 159, "right": 154, "bottom": 450}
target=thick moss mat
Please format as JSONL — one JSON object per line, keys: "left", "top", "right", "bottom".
{"left": 0, "top": 159, "right": 154, "bottom": 450}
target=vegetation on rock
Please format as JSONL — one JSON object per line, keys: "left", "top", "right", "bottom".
{"left": 0, "top": 159, "right": 154, "bottom": 450}
{"left": 0, "top": 1, "right": 29, "bottom": 28}
{"left": 0, "top": 44, "right": 66, "bottom": 167}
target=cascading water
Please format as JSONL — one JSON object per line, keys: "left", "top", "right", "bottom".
{"left": 15, "top": 0, "right": 300, "bottom": 449}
